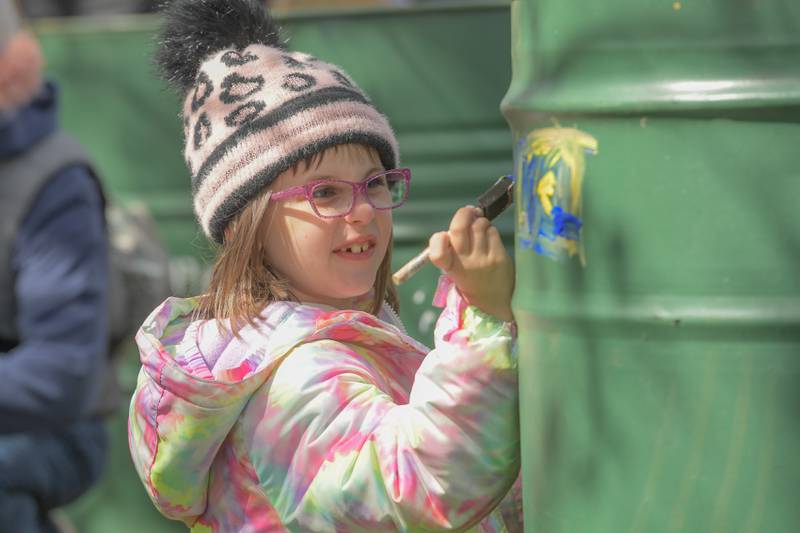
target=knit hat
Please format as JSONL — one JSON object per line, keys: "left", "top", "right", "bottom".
{"left": 156, "top": 0, "right": 399, "bottom": 244}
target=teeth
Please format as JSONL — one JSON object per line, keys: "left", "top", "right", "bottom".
{"left": 342, "top": 242, "right": 370, "bottom": 253}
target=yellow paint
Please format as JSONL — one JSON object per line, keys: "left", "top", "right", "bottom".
{"left": 529, "top": 136, "right": 554, "bottom": 159}
{"left": 536, "top": 171, "right": 557, "bottom": 215}
{"left": 527, "top": 127, "right": 598, "bottom": 215}
{"left": 519, "top": 127, "right": 598, "bottom": 264}
{"left": 562, "top": 238, "right": 579, "bottom": 258}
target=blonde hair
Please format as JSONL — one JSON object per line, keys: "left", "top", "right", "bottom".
{"left": 196, "top": 145, "right": 399, "bottom": 333}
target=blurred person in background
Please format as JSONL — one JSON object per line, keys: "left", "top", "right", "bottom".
{"left": 0, "top": 0, "right": 110, "bottom": 531}
{"left": 22, "top": 0, "right": 158, "bottom": 17}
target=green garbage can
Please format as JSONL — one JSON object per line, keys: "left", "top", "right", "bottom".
{"left": 501, "top": 0, "right": 800, "bottom": 532}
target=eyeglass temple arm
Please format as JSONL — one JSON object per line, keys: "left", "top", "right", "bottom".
{"left": 268, "top": 187, "right": 303, "bottom": 201}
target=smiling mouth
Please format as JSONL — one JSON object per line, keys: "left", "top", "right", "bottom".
{"left": 334, "top": 241, "right": 375, "bottom": 254}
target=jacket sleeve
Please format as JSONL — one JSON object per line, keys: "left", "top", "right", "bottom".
{"left": 260, "top": 285, "right": 519, "bottom": 531}
{"left": 0, "top": 166, "right": 108, "bottom": 432}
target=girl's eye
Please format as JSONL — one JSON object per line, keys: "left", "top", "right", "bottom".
{"left": 367, "top": 175, "right": 388, "bottom": 189}
{"left": 311, "top": 183, "right": 350, "bottom": 207}
{"left": 311, "top": 185, "right": 338, "bottom": 199}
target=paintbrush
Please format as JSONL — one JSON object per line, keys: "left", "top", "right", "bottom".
{"left": 392, "top": 175, "right": 515, "bottom": 286}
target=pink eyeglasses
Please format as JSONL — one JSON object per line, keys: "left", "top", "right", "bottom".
{"left": 269, "top": 168, "right": 411, "bottom": 219}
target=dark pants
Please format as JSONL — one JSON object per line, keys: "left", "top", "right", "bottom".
{"left": 0, "top": 418, "right": 107, "bottom": 533}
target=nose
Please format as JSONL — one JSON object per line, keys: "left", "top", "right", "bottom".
{"left": 344, "top": 188, "right": 375, "bottom": 225}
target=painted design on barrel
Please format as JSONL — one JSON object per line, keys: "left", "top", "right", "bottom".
{"left": 516, "top": 127, "right": 598, "bottom": 263}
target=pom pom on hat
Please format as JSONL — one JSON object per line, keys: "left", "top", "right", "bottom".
{"left": 155, "top": 0, "right": 284, "bottom": 94}
{"left": 155, "top": 0, "right": 399, "bottom": 244}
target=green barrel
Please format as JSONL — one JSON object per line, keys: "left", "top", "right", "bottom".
{"left": 501, "top": 0, "right": 800, "bottom": 532}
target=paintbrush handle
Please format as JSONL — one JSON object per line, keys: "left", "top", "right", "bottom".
{"left": 391, "top": 247, "right": 431, "bottom": 286}
{"left": 392, "top": 206, "right": 486, "bottom": 286}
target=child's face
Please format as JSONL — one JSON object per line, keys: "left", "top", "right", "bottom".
{"left": 264, "top": 145, "right": 392, "bottom": 310}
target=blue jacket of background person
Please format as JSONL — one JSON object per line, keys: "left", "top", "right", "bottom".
{"left": 0, "top": 82, "right": 109, "bottom": 528}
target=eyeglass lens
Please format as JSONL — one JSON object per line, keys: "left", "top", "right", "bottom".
{"left": 310, "top": 171, "right": 407, "bottom": 217}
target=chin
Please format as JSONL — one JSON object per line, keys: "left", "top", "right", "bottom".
{"left": 342, "top": 283, "right": 376, "bottom": 300}
{"left": 336, "top": 278, "right": 377, "bottom": 300}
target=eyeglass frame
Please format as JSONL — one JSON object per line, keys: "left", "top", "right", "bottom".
{"left": 268, "top": 167, "right": 411, "bottom": 219}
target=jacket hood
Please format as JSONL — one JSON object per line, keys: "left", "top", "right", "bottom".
{"left": 129, "top": 295, "right": 422, "bottom": 522}
{"left": 0, "top": 81, "right": 56, "bottom": 158}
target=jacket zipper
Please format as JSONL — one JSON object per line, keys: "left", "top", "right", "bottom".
{"left": 382, "top": 301, "right": 408, "bottom": 336}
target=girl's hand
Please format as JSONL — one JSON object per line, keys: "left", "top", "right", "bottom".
{"left": 428, "top": 206, "right": 514, "bottom": 323}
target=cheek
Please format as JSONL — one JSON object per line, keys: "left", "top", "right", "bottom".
{"left": 378, "top": 212, "right": 393, "bottom": 247}
{"left": 266, "top": 212, "right": 332, "bottom": 269}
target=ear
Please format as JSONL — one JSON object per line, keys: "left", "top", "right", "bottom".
{"left": 0, "top": 31, "right": 43, "bottom": 110}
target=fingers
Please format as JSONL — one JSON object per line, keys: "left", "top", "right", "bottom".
{"left": 471, "top": 215, "right": 491, "bottom": 256}
{"left": 448, "top": 206, "right": 479, "bottom": 254}
{"left": 428, "top": 231, "right": 454, "bottom": 272}
{"left": 435, "top": 205, "right": 503, "bottom": 274}
{"left": 487, "top": 225, "right": 504, "bottom": 258}
{"left": 435, "top": 205, "right": 513, "bottom": 320}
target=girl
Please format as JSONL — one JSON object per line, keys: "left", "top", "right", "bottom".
{"left": 129, "top": 0, "right": 521, "bottom": 531}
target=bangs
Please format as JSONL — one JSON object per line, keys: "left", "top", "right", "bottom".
{"left": 289, "top": 143, "right": 381, "bottom": 176}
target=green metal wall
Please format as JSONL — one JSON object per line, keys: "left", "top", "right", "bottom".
{"left": 36, "top": 3, "right": 513, "bottom": 531}
{"left": 502, "top": 0, "right": 800, "bottom": 532}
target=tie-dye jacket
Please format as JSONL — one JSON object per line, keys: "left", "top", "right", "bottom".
{"left": 128, "top": 277, "right": 520, "bottom": 532}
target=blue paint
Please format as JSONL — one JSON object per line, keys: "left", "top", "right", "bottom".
{"left": 551, "top": 206, "right": 582, "bottom": 240}
{"left": 514, "top": 128, "right": 597, "bottom": 263}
